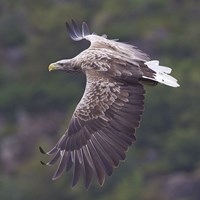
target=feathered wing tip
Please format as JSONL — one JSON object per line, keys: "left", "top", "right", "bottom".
{"left": 144, "top": 60, "right": 180, "bottom": 87}
{"left": 65, "top": 20, "right": 90, "bottom": 41}
{"left": 39, "top": 137, "right": 93, "bottom": 189}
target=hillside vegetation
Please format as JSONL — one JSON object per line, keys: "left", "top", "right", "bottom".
{"left": 0, "top": 0, "right": 200, "bottom": 200}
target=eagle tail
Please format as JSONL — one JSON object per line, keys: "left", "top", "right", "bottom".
{"left": 143, "top": 60, "right": 180, "bottom": 87}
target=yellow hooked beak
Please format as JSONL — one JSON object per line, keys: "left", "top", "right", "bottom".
{"left": 48, "top": 63, "right": 57, "bottom": 71}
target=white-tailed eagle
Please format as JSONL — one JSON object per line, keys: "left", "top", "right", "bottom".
{"left": 40, "top": 20, "right": 179, "bottom": 189}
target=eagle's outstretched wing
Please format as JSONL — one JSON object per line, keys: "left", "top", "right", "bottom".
{"left": 40, "top": 71, "right": 145, "bottom": 189}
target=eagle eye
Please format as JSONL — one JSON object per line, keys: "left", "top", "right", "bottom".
{"left": 59, "top": 63, "right": 64, "bottom": 66}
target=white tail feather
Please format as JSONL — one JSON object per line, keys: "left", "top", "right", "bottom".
{"left": 144, "top": 60, "right": 180, "bottom": 87}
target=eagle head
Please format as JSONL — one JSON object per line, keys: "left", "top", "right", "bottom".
{"left": 48, "top": 59, "right": 81, "bottom": 73}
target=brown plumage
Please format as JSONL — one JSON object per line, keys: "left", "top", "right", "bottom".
{"left": 40, "top": 20, "right": 179, "bottom": 189}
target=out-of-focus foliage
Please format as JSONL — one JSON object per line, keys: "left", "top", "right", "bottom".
{"left": 0, "top": 0, "right": 200, "bottom": 200}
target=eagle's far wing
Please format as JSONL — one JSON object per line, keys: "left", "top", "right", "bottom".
{"left": 65, "top": 20, "right": 110, "bottom": 46}
{"left": 65, "top": 20, "right": 151, "bottom": 63}
{"left": 41, "top": 72, "right": 145, "bottom": 189}
{"left": 65, "top": 20, "right": 91, "bottom": 41}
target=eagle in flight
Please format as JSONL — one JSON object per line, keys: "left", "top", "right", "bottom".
{"left": 40, "top": 20, "right": 179, "bottom": 189}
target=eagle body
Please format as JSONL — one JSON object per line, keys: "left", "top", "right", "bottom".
{"left": 41, "top": 20, "right": 179, "bottom": 189}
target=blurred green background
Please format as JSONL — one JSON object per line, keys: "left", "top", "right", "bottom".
{"left": 0, "top": 0, "right": 200, "bottom": 200}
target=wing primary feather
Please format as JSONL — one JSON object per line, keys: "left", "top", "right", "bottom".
{"left": 66, "top": 152, "right": 73, "bottom": 172}
{"left": 95, "top": 132, "right": 121, "bottom": 167}
{"left": 98, "top": 127, "right": 127, "bottom": 150}
{"left": 70, "top": 150, "right": 75, "bottom": 163}
{"left": 76, "top": 149, "right": 83, "bottom": 164}
{"left": 65, "top": 22, "right": 74, "bottom": 39}
{"left": 91, "top": 134, "right": 113, "bottom": 176}
{"left": 82, "top": 145, "right": 95, "bottom": 169}
{"left": 39, "top": 146, "right": 47, "bottom": 154}
{"left": 46, "top": 150, "right": 60, "bottom": 165}
{"left": 81, "top": 148, "right": 93, "bottom": 189}
{"left": 87, "top": 141, "right": 106, "bottom": 186}
{"left": 82, "top": 22, "right": 90, "bottom": 36}
{"left": 46, "top": 146, "right": 59, "bottom": 155}
{"left": 65, "top": 21, "right": 80, "bottom": 41}
{"left": 39, "top": 143, "right": 59, "bottom": 155}
{"left": 59, "top": 136, "right": 68, "bottom": 151}
{"left": 71, "top": 151, "right": 82, "bottom": 187}
{"left": 40, "top": 160, "right": 47, "bottom": 165}
{"left": 52, "top": 151, "right": 67, "bottom": 180}
{"left": 98, "top": 130, "right": 126, "bottom": 161}
{"left": 71, "top": 19, "right": 82, "bottom": 38}
{"left": 57, "top": 134, "right": 67, "bottom": 148}
{"left": 108, "top": 125, "right": 135, "bottom": 146}
{"left": 103, "top": 127, "right": 130, "bottom": 150}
